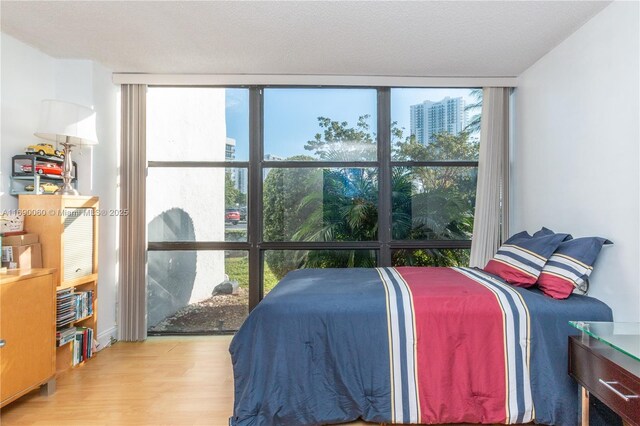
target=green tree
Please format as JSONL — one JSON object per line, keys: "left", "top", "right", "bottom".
{"left": 392, "top": 130, "right": 477, "bottom": 266}
{"left": 293, "top": 167, "right": 379, "bottom": 273}
{"left": 263, "top": 115, "right": 379, "bottom": 278}
{"left": 293, "top": 168, "right": 378, "bottom": 242}
{"left": 235, "top": 191, "right": 246, "bottom": 207}
{"left": 225, "top": 170, "right": 240, "bottom": 207}
{"left": 394, "top": 130, "right": 479, "bottom": 162}
{"left": 263, "top": 115, "right": 479, "bottom": 276}
{"left": 305, "top": 115, "right": 376, "bottom": 161}
{"left": 263, "top": 155, "right": 317, "bottom": 242}
{"left": 298, "top": 116, "right": 379, "bottom": 271}
{"left": 393, "top": 130, "right": 478, "bottom": 235}
{"left": 392, "top": 248, "right": 471, "bottom": 268}
{"left": 263, "top": 155, "right": 320, "bottom": 278}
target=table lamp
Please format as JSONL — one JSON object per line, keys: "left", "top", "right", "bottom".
{"left": 34, "top": 100, "right": 98, "bottom": 195}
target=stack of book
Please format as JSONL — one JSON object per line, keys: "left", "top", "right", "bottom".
{"left": 56, "top": 327, "right": 76, "bottom": 347}
{"left": 56, "top": 288, "right": 76, "bottom": 328}
{"left": 57, "top": 288, "right": 95, "bottom": 354}
{"left": 73, "top": 327, "right": 94, "bottom": 366}
{"left": 74, "top": 290, "right": 93, "bottom": 320}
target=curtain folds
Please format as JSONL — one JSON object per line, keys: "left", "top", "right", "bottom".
{"left": 118, "top": 84, "right": 147, "bottom": 341}
{"left": 469, "top": 87, "right": 510, "bottom": 268}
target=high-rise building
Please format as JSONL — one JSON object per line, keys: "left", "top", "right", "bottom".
{"left": 225, "top": 138, "right": 248, "bottom": 194}
{"left": 410, "top": 100, "right": 432, "bottom": 144}
{"left": 410, "top": 97, "right": 467, "bottom": 145}
{"left": 225, "top": 137, "right": 236, "bottom": 161}
{"left": 234, "top": 169, "right": 248, "bottom": 195}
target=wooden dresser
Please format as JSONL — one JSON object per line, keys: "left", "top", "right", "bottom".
{"left": 0, "top": 268, "right": 57, "bottom": 407}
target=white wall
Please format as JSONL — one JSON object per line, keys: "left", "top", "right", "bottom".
{"left": 512, "top": 1, "right": 640, "bottom": 321}
{"left": 1, "top": 33, "right": 120, "bottom": 346}
{"left": 89, "top": 62, "right": 120, "bottom": 347}
{"left": 1, "top": 34, "right": 55, "bottom": 206}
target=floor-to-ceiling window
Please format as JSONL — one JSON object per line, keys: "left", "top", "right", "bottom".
{"left": 261, "top": 88, "right": 380, "bottom": 295}
{"left": 390, "top": 88, "right": 480, "bottom": 267}
{"left": 146, "top": 86, "right": 481, "bottom": 334}
{"left": 146, "top": 87, "right": 250, "bottom": 333}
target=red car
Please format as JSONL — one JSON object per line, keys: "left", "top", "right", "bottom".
{"left": 225, "top": 209, "right": 240, "bottom": 225}
{"left": 21, "top": 162, "right": 63, "bottom": 175}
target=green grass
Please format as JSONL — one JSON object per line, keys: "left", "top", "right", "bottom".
{"left": 224, "top": 229, "right": 247, "bottom": 242}
{"left": 224, "top": 256, "right": 280, "bottom": 293}
{"left": 263, "top": 269, "right": 279, "bottom": 292}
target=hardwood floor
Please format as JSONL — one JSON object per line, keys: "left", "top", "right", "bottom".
{"left": 0, "top": 336, "right": 489, "bottom": 426}
{"left": 0, "top": 336, "right": 365, "bottom": 426}
{"left": 1, "top": 336, "right": 236, "bottom": 425}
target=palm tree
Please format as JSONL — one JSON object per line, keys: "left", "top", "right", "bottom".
{"left": 293, "top": 168, "right": 378, "bottom": 241}
{"left": 292, "top": 168, "right": 378, "bottom": 268}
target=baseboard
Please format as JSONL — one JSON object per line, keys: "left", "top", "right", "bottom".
{"left": 97, "top": 325, "right": 117, "bottom": 351}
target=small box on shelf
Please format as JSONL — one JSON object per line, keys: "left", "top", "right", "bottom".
{"left": 1, "top": 243, "right": 42, "bottom": 270}
{"left": 2, "top": 233, "right": 38, "bottom": 246}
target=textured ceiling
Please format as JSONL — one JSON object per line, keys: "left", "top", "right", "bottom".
{"left": 1, "top": 1, "right": 610, "bottom": 76}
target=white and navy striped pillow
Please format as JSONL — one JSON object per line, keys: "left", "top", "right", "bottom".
{"left": 484, "top": 230, "right": 570, "bottom": 287}
{"left": 537, "top": 237, "right": 612, "bottom": 299}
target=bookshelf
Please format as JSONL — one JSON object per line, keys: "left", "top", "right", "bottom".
{"left": 19, "top": 195, "right": 99, "bottom": 373}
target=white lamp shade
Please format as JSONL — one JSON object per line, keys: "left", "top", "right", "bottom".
{"left": 34, "top": 100, "right": 98, "bottom": 145}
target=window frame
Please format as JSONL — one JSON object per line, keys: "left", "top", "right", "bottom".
{"left": 147, "top": 85, "right": 479, "bottom": 313}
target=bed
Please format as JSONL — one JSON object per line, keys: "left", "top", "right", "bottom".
{"left": 229, "top": 266, "right": 612, "bottom": 426}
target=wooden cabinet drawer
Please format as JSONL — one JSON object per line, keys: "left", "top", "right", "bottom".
{"left": 569, "top": 336, "right": 640, "bottom": 425}
{"left": 1, "top": 271, "right": 56, "bottom": 407}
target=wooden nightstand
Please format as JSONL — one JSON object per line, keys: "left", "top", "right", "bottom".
{"left": 568, "top": 322, "right": 640, "bottom": 426}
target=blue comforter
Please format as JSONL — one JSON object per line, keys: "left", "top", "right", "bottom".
{"left": 229, "top": 267, "right": 612, "bottom": 425}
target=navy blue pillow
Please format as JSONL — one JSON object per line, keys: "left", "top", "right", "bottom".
{"left": 538, "top": 237, "right": 612, "bottom": 299}
{"left": 484, "top": 229, "right": 570, "bottom": 286}
{"left": 533, "top": 227, "right": 557, "bottom": 237}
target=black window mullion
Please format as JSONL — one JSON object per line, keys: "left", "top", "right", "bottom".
{"left": 390, "top": 240, "right": 472, "bottom": 249}
{"left": 148, "top": 241, "right": 250, "bottom": 251}
{"left": 263, "top": 161, "right": 378, "bottom": 169}
{"left": 248, "top": 86, "right": 263, "bottom": 311}
{"left": 377, "top": 88, "right": 392, "bottom": 267}
{"left": 390, "top": 161, "right": 478, "bottom": 168}
{"left": 148, "top": 161, "right": 250, "bottom": 168}
{"left": 260, "top": 241, "right": 381, "bottom": 250}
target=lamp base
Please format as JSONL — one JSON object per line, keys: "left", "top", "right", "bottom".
{"left": 55, "top": 186, "right": 79, "bottom": 196}
{"left": 54, "top": 140, "right": 80, "bottom": 196}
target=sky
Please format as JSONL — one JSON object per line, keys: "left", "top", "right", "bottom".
{"left": 225, "top": 89, "right": 250, "bottom": 160}
{"left": 225, "top": 88, "right": 479, "bottom": 161}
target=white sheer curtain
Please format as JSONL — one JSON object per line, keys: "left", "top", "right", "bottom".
{"left": 469, "top": 87, "right": 510, "bottom": 268}
{"left": 118, "top": 84, "right": 148, "bottom": 341}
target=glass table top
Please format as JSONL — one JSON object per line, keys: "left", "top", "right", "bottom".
{"left": 569, "top": 321, "right": 640, "bottom": 362}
